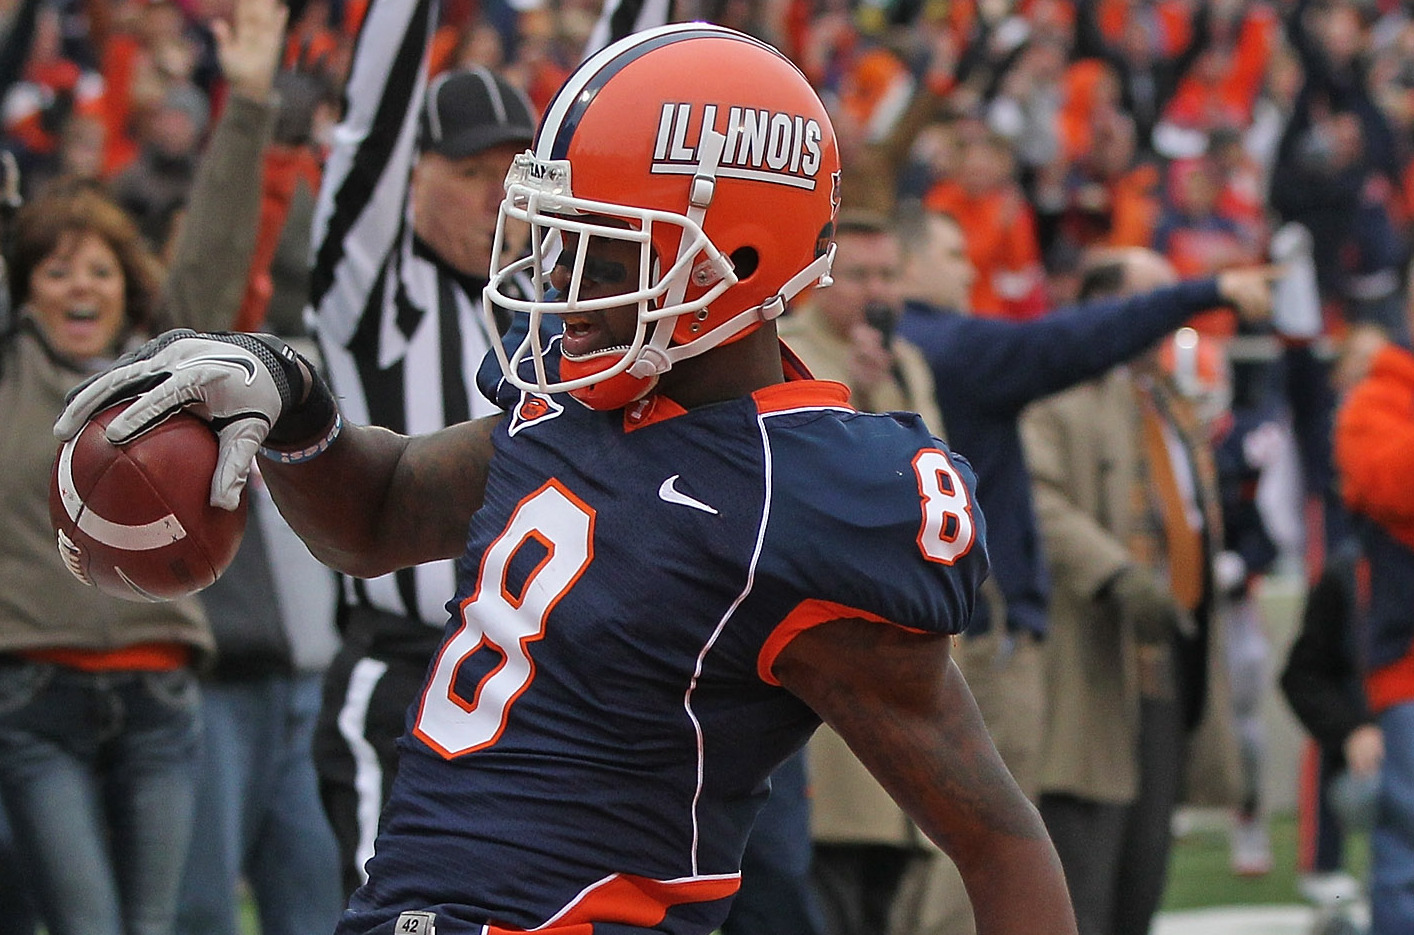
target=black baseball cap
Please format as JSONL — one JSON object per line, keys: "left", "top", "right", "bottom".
{"left": 419, "top": 67, "right": 538, "bottom": 159}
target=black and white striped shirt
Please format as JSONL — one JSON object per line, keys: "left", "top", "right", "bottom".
{"left": 309, "top": 0, "right": 506, "bottom": 627}
{"left": 308, "top": 0, "right": 673, "bottom": 629}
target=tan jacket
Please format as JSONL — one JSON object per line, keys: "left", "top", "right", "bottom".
{"left": 778, "top": 303, "right": 944, "bottom": 438}
{"left": 0, "top": 93, "right": 276, "bottom": 659}
{"left": 1019, "top": 368, "right": 1239, "bottom": 805}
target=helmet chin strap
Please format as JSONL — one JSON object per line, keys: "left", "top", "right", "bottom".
{"left": 659, "top": 241, "right": 836, "bottom": 366}
{"left": 627, "top": 126, "right": 727, "bottom": 381}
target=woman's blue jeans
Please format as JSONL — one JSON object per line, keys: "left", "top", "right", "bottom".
{"left": 0, "top": 658, "right": 200, "bottom": 935}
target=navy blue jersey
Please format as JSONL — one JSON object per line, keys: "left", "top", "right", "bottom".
{"left": 340, "top": 336, "right": 989, "bottom": 935}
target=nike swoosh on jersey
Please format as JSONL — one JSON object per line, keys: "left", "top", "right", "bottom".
{"left": 657, "top": 475, "right": 719, "bottom": 515}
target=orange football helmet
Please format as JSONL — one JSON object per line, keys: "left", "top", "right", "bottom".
{"left": 484, "top": 23, "right": 842, "bottom": 409}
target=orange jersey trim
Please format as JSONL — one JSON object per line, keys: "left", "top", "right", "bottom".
{"left": 1367, "top": 649, "right": 1414, "bottom": 713}
{"left": 758, "top": 598, "right": 925, "bottom": 685}
{"left": 621, "top": 371, "right": 851, "bottom": 432}
{"left": 622, "top": 394, "right": 691, "bottom": 433}
{"left": 486, "top": 872, "right": 741, "bottom": 934}
{"left": 752, "top": 379, "right": 851, "bottom": 415}
{"left": 23, "top": 642, "right": 191, "bottom": 672}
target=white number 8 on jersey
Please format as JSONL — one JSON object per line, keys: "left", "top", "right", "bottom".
{"left": 913, "top": 449, "right": 977, "bottom": 564}
{"left": 414, "top": 481, "right": 595, "bottom": 759}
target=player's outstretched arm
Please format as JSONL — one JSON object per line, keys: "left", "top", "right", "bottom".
{"left": 55, "top": 329, "right": 500, "bottom": 577}
{"left": 773, "top": 620, "right": 1079, "bottom": 935}
{"left": 260, "top": 414, "right": 501, "bottom": 577}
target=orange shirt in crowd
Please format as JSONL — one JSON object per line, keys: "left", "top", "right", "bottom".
{"left": 1164, "top": 5, "right": 1276, "bottom": 132}
{"left": 925, "top": 180, "right": 1047, "bottom": 319}
{"left": 427, "top": 25, "right": 463, "bottom": 77}
{"left": 1105, "top": 162, "right": 1164, "bottom": 247}
{"left": 5, "top": 52, "right": 133, "bottom": 177}
{"left": 1215, "top": 160, "right": 1268, "bottom": 242}
{"left": 839, "top": 47, "right": 912, "bottom": 137}
{"left": 284, "top": 0, "right": 364, "bottom": 73}
{"left": 1338, "top": 344, "right": 1414, "bottom": 552}
{"left": 95, "top": 33, "right": 141, "bottom": 175}
{"left": 1335, "top": 345, "right": 1414, "bottom": 711}
{"left": 235, "top": 144, "right": 323, "bottom": 333}
{"left": 1058, "top": 58, "right": 1119, "bottom": 162}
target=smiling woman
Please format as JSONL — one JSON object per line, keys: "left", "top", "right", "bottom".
{"left": 7, "top": 185, "right": 165, "bottom": 363}
{"left": 28, "top": 231, "right": 128, "bottom": 360}
{"left": 0, "top": 184, "right": 220, "bottom": 935}
{"left": 0, "top": 1, "right": 284, "bottom": 927}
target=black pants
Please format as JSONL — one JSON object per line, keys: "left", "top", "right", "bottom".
{"left": 1039, "top": 696, "right": 1185, "bottom": 935}
{"left": 811, "top": 842, "right": 920, "bottom": 935}
{"left": 313, "top": 640, "right": 435, "bottom": 900}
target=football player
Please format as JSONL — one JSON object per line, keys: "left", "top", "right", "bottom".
{"left": 57, "top": 24, "right": 1078, "bottom": 935}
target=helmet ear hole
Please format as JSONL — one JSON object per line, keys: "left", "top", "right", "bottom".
{"left": 729, "top": 246, "right": 759, "bottom": 280}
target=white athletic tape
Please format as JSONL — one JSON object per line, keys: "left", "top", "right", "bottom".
{"left": 55, "top": 436, "right": 188, "bottom": 551}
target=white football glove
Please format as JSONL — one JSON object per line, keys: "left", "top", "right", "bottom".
{"left": 54, "top": 329, "right": 335, "bottom": 510}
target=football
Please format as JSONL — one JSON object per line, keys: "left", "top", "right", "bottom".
{"left": 48, "top": 401, "right": 248, "bottom": 603}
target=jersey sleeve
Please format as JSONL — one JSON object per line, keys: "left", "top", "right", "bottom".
{"left": 753, "top": 410, "right": 990, "bottom": 680}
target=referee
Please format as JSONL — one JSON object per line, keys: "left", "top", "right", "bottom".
{"left": 304, "top": 0, "right": 537, "bottom": 898}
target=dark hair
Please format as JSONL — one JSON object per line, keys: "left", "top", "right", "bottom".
{"left": 894, "top": 201, "right": 960, "bottom": 260}
{"left": 8, "top": 182, "right": 165, "bottom": 335}
{"left": 1077, "top": 260, "right": 1128, "bottom": 301}
{"left": 834, "top": 208, "right": 894, "bottom": 238}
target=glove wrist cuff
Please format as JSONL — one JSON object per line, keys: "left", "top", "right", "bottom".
{"left": 227, "top": 332, "right": 336, "bottom": 449}
{"left": 264, "top": 363, "right": 337, "bottom": 448}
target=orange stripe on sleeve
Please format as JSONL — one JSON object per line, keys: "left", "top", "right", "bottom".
{"left": 758, "top": 599, "right": 927, "bottom": 685}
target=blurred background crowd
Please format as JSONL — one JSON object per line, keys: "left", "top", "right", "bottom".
{"left": 3, "top": 0, "right": 1409, "bottom": 544}
{"left": 1, "top": 0, "right": 1408, "bottom": 467}
{"left": 7, "top": 0, "right": 1414, "bottom": 331}
{"left": 3, "top": 0, "right": 1414, "bottom": 933}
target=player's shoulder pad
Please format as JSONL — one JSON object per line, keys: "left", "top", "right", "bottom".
{"left": 761, "top": 408, "right": 989, "bottom": 635}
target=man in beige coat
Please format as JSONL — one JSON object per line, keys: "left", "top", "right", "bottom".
{"left": 1019, "top": 249, "right": 1240, "bottom": 935}
{"left": 779, "top": 211, "right": 943, "bottom": 432}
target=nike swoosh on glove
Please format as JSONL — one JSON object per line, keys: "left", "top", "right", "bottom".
{"left": 54, "top": 329, "right": 333, "bottom": 511}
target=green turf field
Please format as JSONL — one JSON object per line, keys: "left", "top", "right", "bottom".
{"left": 1162, "top": 809, "right": 1368, "bottom": 912}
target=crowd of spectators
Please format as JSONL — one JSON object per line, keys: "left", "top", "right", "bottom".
{"left": 2, "top": 0, "right": 1409, "bottom": 339}
{"left": 2, "top": 0, "right": 1413, "bottom": 931}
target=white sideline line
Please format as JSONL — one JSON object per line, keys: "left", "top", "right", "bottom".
{"left": 1154, "top": 903, "right": 1369, "bottom": 935}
